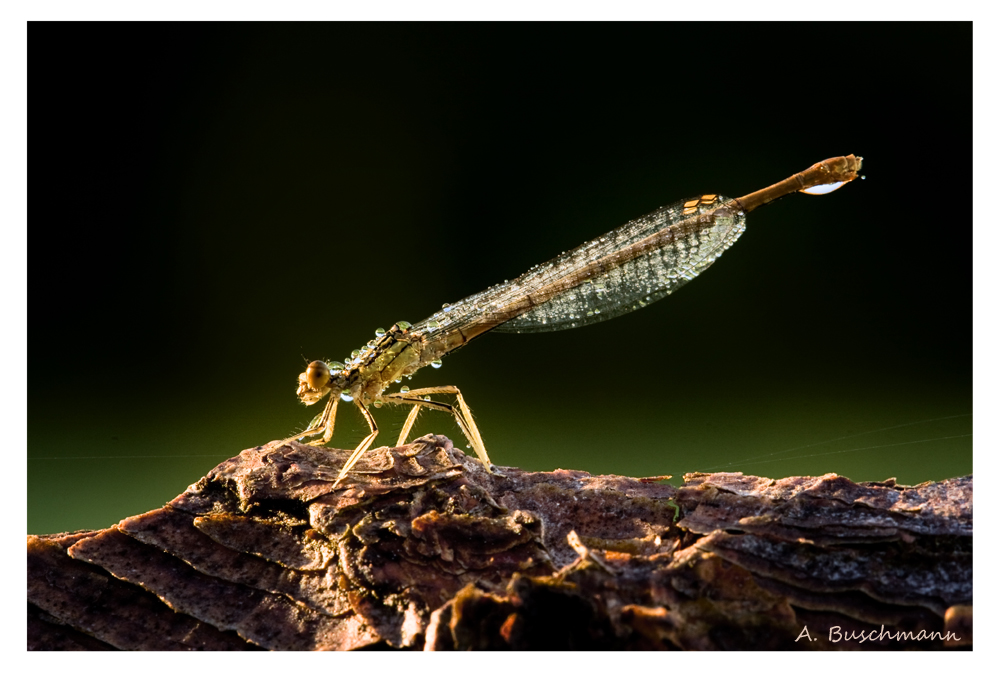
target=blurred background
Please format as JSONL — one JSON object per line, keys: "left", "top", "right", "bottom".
{"left": 29, "top": 23, "right": 971, "bottom": 534}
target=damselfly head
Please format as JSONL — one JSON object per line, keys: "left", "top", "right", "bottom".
{"left": 306, "top": 360, "right": 333, "bottom": 388}
{"left": 296, "top": 360, "right": 339, "bottom": 405}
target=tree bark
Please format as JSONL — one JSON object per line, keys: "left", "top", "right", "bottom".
{"left": 27, "top": 435, "right": 972, "bottom": 650}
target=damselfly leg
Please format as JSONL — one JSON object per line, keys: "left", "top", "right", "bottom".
{"left": 327, "top": 401, "right": 383, "bottom": 488}
{"left": 276, "top": 393, "right": 340, "bottom": 448}
{"left": 380, "top": 385, "right": 492, "bottom": 468}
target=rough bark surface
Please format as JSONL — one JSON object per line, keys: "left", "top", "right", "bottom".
{"left": 27, "top": 435, "right": 972, "bottom": 650}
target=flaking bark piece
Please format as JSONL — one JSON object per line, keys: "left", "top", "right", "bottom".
{"left": 485, "top": 467, "right": 680, "bottom": 569}
{"left": 67, "top": 527, "right": 377, "bottom": 650}
{"left": 696, "top": 530, "right": 970, "bottom": 616}
{"left": 192, "top": 513, "right": 337, "bottom": 571}
{"left": 675, "top": 472, "right": 972, "bottom": 626}
{"left": 32, "top": 435, "right": 679, "bottom": 650}
{"left": 302, "top": 435, "right": 681, "bottom": 573}
{"left": 676, "top": 473, "right": 972, "bottom": 542}
{"left": 28, "top": 603, "right": 118, "bottom": 651}
{"left": 750, "top": 571, "right": 946, "bottom": 633}
{"left": 944, "top": 605, "right": 972, "bottom": 646}
{"left": 28, "top": 435, "right": 971, "bottom": 650}
{"left": 426, "top": 545, "right": 801, "bottom": 650}
{"left": 119, "top": 507, "right": 352, "bottom": 618}
{"left": 171, "top": 435, "right": 465, "bottom": 515}
{"left": 27, "top": 531, "right": 256, "bottom": 651}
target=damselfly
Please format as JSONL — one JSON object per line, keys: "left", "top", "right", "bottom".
{"left": 284, "top": 155, "right": 863, "bottom": 487}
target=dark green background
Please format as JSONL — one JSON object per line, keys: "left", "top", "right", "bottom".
{"left": 29, "top": 23, "right": 971, "bottom": 534}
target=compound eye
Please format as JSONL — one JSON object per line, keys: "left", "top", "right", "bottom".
{"left": 305, "top": 360, "right": 332, "bottom": 389}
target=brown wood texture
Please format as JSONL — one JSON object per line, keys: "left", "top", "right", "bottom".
{"left": 27, "top": 435, "right": 971, "bottom": 650}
